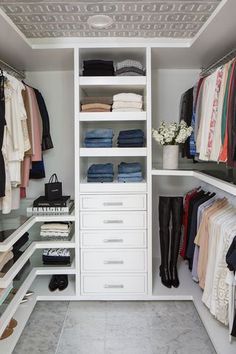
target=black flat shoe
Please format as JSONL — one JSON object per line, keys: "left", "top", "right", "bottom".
{"left": 159, "top": 266, "right": 172, "bottom": 288}
{"left": 49, "top": 275, "right": 59, "bottom": 291}
{"left": 57, "top": 275, "right": 68, "bottom": 291}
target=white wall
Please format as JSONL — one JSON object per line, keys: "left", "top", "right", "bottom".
{"left": 25, "top": 71, "right": 74, "bottom": 199}
{"left": 151, "top": 69, "right": 200, "bottom": 257}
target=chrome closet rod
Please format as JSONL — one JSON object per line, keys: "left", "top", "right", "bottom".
{"left": 0, "top": 58, "right": 25, "bottom": 80}
{"left": 200, "top": 48, "right": 236, "bottom": 77}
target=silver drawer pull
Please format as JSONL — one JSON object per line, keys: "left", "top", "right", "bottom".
{"left": 104, "top": 260, "right": 124, "bottom": 265}
{"left": 103, "top": 202, "right": 123, "bottom": 206}
{"left": 103, "top": 239, "right": 124, "bottom": 243}
{"left": 103, "top": 220, "right": 123, "bottom": 224}
{"left": 104, "top": 284, "right": 124, "bottom": 289}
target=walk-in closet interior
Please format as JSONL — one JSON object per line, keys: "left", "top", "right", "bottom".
{"left": 0, "top": 0, "right": 236, "bottom": 353}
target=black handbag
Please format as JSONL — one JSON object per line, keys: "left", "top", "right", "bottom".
{"left": 45, "top": 174, "right": 62, "bottom": 201}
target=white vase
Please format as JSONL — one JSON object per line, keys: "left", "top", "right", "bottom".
{"left": 163, "top": 145, "right": 179, "bottom": 170}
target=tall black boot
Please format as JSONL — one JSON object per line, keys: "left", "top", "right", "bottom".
{"left": 159, "top": 196, "right": 171, "bottom": 288}
{"left": 170, "top": 197, "right": 183, "bottom": 288}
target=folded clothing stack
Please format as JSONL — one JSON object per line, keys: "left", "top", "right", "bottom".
{"left": 84, "top": 129, "right": 114, "bottom": 148}
{"left": 118, "top": 162, "right": 143, "bottom": 182}
{"left": 40, "top": 222, "right": 72, "bottom": 240}
{"left": 82, "top": 60, "right": 114, "bottom": 76}
{"left": 42, "top": 248, "right": 71, "bottom": 265}
{"left": 117, "top": 129, "right": 144, "bottom": 147}
{"left": 87, "top": 163, "right": 114, "bottom": 183}
{"left": 81, "top": 97, "right": 112, "bottom": 112}
{"left": 0, "top": 249, "right": 14, "bottom": 273}
{"left": 112, "top": 93, "right": 143, "bottom": 112}
{"left": 115, "top": 59, "right": 145, "bottom": 76}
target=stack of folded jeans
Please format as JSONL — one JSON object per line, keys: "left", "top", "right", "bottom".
{"left": 87, "top": 163, "right": 114, "bottom": 183}
{"left": 82, "top": 60, "right": 114, "bottom": 76}
{"left": 80, "top": 97, "right": 112, "bottom": 112}
{"left": 115, "top": 59, "right": 145, "bottom": 76}
{"left": 42, "top": 248, "right": 71, "bottom": 265}
{"left": 117, "top": 129, "right": 144, "bottom": 147}
{"left": 84, "top": 129, "right": 114, "bottom": 148}
{"left": 112, "top": 93, "right": 143, "bottom": 112}
{"left": 118, "top": 162, "right": 143, "bottom": 182}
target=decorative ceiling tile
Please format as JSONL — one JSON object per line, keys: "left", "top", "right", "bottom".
{"left": 0, "top": 1, "right": 222, "bottom": 39}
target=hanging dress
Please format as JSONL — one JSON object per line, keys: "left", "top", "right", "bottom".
{"left": 0, "top": 73, "right": 6, "bottom": 197}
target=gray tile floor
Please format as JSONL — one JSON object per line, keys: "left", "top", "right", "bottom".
{"left": 13, "top": 301, "right": 216, "bottom": 354}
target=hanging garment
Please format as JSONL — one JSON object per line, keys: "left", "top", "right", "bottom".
{"left": 179, "top": 87, "right": 193, "bottom": 158}
{"left": 226, "top": 60, "right": 236, "bottom": 167}
{"left": 34, "top": 89, "right": 53, "bottom": 151}
{"left": 0, "top": 73, "right": 6, "bottom": 197}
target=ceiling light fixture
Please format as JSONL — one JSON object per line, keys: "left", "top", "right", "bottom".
{"left": 87, "top": 15, "right": 114, "bottom": 30}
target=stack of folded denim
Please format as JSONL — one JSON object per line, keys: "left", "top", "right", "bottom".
{"left": 117, "top": 129, "right": 144, "bottom": 147}
{"left": 81, "top": 97, "right": 112, "bottom": 112}
{"left": 87, "top": 163, "right": 114, "bottom": 183}
{"left": 115, "top": 59, "right": 145, "bottom": 76}
{"left": 118, "top": 162, "right": 143, "bottom": 182}
{"left": 42, "top": 248, "right": 71, "bottom": 265}
{"left": 84, "top": 129, "right": 114, "bottom": 148}
{"left": 112, "top": 93, "right": 143, "bottom": 112}
{"left": 82, "top": 60, "right": 114, "bottom": 76}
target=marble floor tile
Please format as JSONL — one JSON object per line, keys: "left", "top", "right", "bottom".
{"left": 14, "top": 301, "right": 216, "bottom": 354}
{"left": 13, "top": 301, "right": 69, "bottom": 354}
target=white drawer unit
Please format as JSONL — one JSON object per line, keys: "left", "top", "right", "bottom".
{"left": 81, "top": 249, "right": 147, "bottom": 272}
{"left": 81, "top": 273, "right": 147, "bottom": 295}
{"left": 80, "top": 211, "right": 146, "bottom": 230}
{"left": 80, "top": 230, "right": 147, "bottom": 248}
{"left": 80, "top": 194, "right": 146, "bottom": 211}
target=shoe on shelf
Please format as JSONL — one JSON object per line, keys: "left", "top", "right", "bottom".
{"left": 57, "top": 275, "right": 68, "bottom": 291}
{"left": 25, "top": 290, "right": 34, "bottom": 297}
{"left": 0, "top": 327, "right": 13, "bottom": 340}
{"left": 49, "top": 275, "right": 59, "bottom": 291}
{"left": 8, "top": 318, "right": 17, "bottom": 329}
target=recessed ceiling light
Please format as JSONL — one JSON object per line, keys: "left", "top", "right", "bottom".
{"left": 87, "top": 15, "right": 114, "bottom": 30}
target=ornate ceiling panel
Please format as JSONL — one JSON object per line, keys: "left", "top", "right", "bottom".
{"left": 0, "top": 1, "right": 222, "bottom": 38}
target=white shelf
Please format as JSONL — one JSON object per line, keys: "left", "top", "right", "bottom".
{"left": 80, "top": 179, "right": 147, "bottom": 193}
{"left": 0, "top": 242, "right": 76, "bottom": 288}
{"left": 31, "top": 275, "right": 76, "bottom": 301}
{"left": 79, "top": 76, "right": 146, "bottom": 86}
{"left": 79, "top": 112, "right": 146, "bottom": 121}
{"left": 80, "top": 147, "right": 147, "bottom": 157}
{"left": 152, "top": 168, "right": 236, "bottom": 196}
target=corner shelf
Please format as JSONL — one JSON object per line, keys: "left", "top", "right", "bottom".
{"left": 152, "top": 168, "right": 236, "bottom": 196}
{"left": 80, "top": 147, "right": 147, "bottom": 157}
{"left": 79, "top": 112, "right": 146, "bottom": 121}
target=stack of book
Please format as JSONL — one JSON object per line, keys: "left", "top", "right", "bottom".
{"left": 27, "top": 196, "right": 74, "bottom": 215}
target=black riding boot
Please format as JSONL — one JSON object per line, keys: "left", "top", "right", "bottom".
{"left": 170, "top": 197, "right": 183, "bottom": 288}
{"left": 159, "top": 197, "right": 171, "bottom": 288}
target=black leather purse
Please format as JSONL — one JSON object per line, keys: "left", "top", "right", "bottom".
{"left": 45, "top": 174, "right": 62, "bottom": 201}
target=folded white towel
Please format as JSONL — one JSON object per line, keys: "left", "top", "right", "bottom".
{"left": 116, "top": 60, "right": 143, "bottom": 71}
{"left": 112, "top": 101, "right": 143, "bottom": 109}
{"left": 112, "top": 108, "right": 143, "bottom": 112}
{"left": 113, "top": 93, "right": 142, "bottom": 103}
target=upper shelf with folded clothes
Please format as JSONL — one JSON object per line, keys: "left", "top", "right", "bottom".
{"left": 78, "top": 47, "right": 147, "bottom": 78}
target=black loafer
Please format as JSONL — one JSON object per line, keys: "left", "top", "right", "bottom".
{"left": 49, "top": 275, "right": 59, "bottom": 291}
{"left": 57, "top": 275, "right": 68, "bottom": 291}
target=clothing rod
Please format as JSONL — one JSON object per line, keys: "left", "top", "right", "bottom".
{"left": 0, "top": 58, "right": 25, "bottom": 80}
{"left": 200, "top": 48, "right": 236, "bottom": 77}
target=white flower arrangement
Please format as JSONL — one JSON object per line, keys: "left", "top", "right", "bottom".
{"left": 152, "top": 120, "right": 193, "bottom": 146}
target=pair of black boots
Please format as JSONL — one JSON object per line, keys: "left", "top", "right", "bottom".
{"left": 49, "top": 274, "right": 68, "bottom": 291}
{"left": 159, "top": 196, "right": 183, "bottom": 288}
